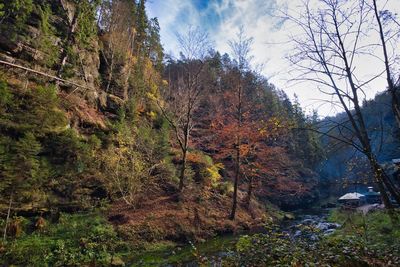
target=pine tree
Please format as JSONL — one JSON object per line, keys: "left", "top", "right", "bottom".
{"left": 135, "top": 0, "right": 148, "bottom": 56}
{"left": 2, "top": 133, "right": 41, "bottom": 240}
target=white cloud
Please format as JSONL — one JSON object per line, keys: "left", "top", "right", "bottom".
{"left": 147, "top": 0, "right": 199, "bottom": 55}
{"left": 148, "top": 0, "right": 400, "bottom": 117}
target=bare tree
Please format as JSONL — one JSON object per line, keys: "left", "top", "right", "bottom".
{"left": 157, "top": 27, "right": 211, "bottom": 192}
{"left": 287, "top": 0, "right": 400, "bottom": 207}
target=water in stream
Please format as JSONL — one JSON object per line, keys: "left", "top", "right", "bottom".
{"left": 130, "top": 209, "right": 339, "bottom": 266}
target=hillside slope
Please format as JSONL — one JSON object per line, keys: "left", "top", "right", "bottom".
{"left": 0, "top": 0, "right": 323, "bottom": 265}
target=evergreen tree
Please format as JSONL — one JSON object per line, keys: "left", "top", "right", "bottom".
{"left": 135, "top": 0, "right": 148, "bottom": 56}
{"left": 0, "top": 0, "right": 33, "bottom": 34}
{"left": 1, "top": 132, "right": 41, "bottom": 240}
{"left": 147, "top": 18, "right": 164, "bottom": 71}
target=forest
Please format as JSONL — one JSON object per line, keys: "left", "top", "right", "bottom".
{"left": 0, "top": 0, "right": 399, "bottom": 266}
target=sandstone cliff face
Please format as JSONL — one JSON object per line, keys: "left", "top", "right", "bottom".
{"left": 0, "top": 1, "right": 129, "bottom": 129}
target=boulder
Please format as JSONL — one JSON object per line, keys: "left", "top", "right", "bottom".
{"left": 98, "top": 92, "right": 125, "bottom": 114}
{"left": 284, "top": 213, "right": 295, "bottom": 220}
{"left": 110, "top": 257, "right": 125, "bottom": 267}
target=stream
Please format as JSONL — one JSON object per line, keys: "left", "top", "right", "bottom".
{"left": 131, "top": 209, "right": 339, "bottom": 266}
{"left": 282, "top": 208, "right": 340, "bottom": 241}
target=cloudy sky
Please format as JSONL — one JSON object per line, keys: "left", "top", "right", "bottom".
{"left": 147, "top": 0, "right": 400, "bottom": 117}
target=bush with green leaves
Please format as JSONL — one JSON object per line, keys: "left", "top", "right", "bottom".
{"left": 0, "top": 212, "right": 128, "bottom": 266}
{"left": 0, "top": 83, "right": 66, "bottom": 210}
{"left": 0, "top": 80, "right": 102, "bottom": 210}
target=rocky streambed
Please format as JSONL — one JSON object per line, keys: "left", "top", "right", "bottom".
{"left": 283, "top": 213, "right": 341, "bottom": 241}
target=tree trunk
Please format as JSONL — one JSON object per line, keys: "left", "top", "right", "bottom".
{"left": 3, "top": 191, "right": 13, "bottom": 241}
{"left": 390, "top": 90, "right": 400, "bottom": 129}
{"left": 373, "top": 0, "right": 400, "bottom": 129}
{"left": 179, "top": 148, "right": 187, "bottom": 192}
{"left": 230, "top": 143, "right": 240, "bottom": 220}
{"left": 367, "top": 155, "right": 395, "bottom": 208}
{"left": 179, "top": 113, "right": 191, "bottom": 192}
{"left": 230, "top": 80, "right": 242, "bottom": 220}
{"left": 381, "top": 170, "right": 400, "bottom": 205}
{"left": 245, "top": 176, "right": 253, "bottom": 210}
{"left": 334, "top": 15, "right": 399, "bottom": 208}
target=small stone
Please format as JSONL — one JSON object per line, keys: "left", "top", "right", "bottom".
{"left": 284, "top": 213, "right": 295, "bottom": 220}
{"left": 110, "top": 257, "right": 125, "bottom": 266}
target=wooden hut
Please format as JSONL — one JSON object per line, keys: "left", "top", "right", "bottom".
{"left": 338, "top": 192, "right": 365, "bottom": 207}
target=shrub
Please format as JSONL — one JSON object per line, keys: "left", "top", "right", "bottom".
{"left": 1, "top": 212, "right": 128, "bottom": 266}
{"left": 186, "top": 151, "right": 223, "bottom": 187}
{"left": 216, "top": 181, "right": 234, "bottom": 196}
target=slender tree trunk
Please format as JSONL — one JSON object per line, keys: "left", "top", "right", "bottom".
{"left": 245, "top": 176, "right": 253, "bottom": 210}
{"left": 368, "top": 157, "right": 392, "bottom": 208}
{"left": 381, "top": 170, "right": 400, "bottom": 205}
{"left": 179, "top": 122, "right": 190, "bottom": 191}
{"left": 333, "top": 13, "right": 399, "bottom": 207}
{"left": 230, "top": 140, "right": 240, "bottom": 220}
{"left": 179, "top": 148, "right": 187, "bottom": 192}
{"left": 230, "top": 80, "right": 242, "bottom": 220}
{"left": 390, "top": 91, "right": 400, "bottom": 129}
{"left": 3, "top": 191, "right": 13, "bottom": 241}
{"left": 372, "top": 0, "right": 400, "bottom": 129}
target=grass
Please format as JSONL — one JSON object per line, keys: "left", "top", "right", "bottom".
{"left": 328, "top": 208, "right": 400, "bottom": 249}
{"left": 4, "top": 208, "right": 398, "bottom": 266}
{"left": 128, "top": 235, "right": 238, "bottom": 266}
{"left": 1, "top": 210, "right": 239, "bottom": 266}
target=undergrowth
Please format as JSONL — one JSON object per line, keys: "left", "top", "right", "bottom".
{"left": 0, "top": 212, "right": 129, "bottom": 266}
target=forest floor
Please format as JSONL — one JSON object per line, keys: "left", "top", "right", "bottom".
{"left": 108, "top": 184, "right": 277, "bottom": 247}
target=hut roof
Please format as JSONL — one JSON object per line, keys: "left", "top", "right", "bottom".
{"left": 393, "top": 158, "right": 400, "bottom": 164}
{"left": 339, "top": 192, "right": 365, "bottom": 200}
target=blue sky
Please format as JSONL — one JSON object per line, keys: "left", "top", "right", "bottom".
{"left": 147, "top": 0, "right": 400, "bottom": 117}
{"left": 147, "top": 0, "right": 281, "bottom": 58}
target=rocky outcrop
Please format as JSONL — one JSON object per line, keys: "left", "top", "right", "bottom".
{"left": 98, "top": 36, "right": 133, "bottom": 100}
{"left": 0, "top": 0, "right": 126, "bottom": 126}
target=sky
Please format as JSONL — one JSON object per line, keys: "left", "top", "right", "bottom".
{"left": 147, "top": 0, "right": 400, "bottom": 117}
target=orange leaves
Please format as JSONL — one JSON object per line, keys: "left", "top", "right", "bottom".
{"left": 136, "top": 103, "right": 146, "bottom": 114}
{"left": 186, "top": 151, "right": 204, "bottom": 164}
{"left": 239, "top": 144, "right": 250, "bottom": 156}
{"left": 207, "top": 85, "right": 279, "bottom": 185}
